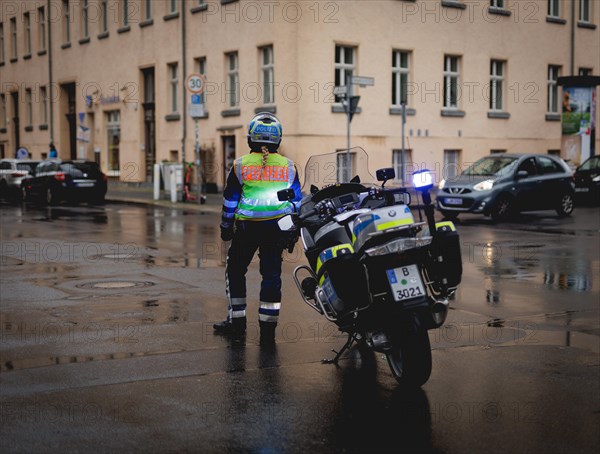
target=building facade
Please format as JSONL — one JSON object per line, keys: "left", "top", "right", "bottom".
{"left": 1, "top": 0, "right": 598, "bottom": 189}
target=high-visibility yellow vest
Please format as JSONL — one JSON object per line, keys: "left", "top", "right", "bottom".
{"left": 234, "top": 152, "right": 297, "bottom": 220}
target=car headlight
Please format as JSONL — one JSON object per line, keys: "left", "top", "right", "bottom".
{"left": 438, "top": 179, "right": 446, "bottom": 190}
{"left": 365, "top": 236, "right": 433, "bottom": 257}
{"left": 473, "top": 179, "right": 495, "bottom": 191}
{"left": 592, "top": 175, "right": 600, "bottom": 182}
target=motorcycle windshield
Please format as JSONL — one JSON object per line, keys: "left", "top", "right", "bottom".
{"left": 301, "top": 147, "right": 376, "bottom": 192}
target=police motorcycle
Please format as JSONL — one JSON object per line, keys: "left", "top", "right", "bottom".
{"left": 277, "top": 148, "right": 462, "bottom": 387}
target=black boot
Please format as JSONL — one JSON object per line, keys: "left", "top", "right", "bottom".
{"left": 259, "top": 321, "right": 277, "bottom": 346}
{"left": 213, "top": 317, "right": 246, "bottom": 336}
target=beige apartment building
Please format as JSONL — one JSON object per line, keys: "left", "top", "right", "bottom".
{"left": 0, "top": 0, "right": 598, "bottom": 189}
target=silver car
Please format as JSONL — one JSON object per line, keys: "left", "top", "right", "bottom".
{"left": 436, "top": 154, "right": 575, "bottom": 222}
{"left": 0, "top": 159, "right": 40, "bottom": 201}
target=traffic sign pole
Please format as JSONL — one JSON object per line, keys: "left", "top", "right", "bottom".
{"left": 186, "top": 74, "right": 206, "bottom": 205}
{"left": 346, "top": 73, "right": 352, "bottom": 183}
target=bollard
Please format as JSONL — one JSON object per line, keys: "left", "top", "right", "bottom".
{"left": 170, "top": 168, "right": 177, "bottom": 203}
{"left": 153, "top": 164, "right": 160, "bottom": 200}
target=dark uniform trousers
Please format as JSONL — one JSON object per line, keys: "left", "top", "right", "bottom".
{"left": 225, "top": 219, "right": 288, "bottom": 324}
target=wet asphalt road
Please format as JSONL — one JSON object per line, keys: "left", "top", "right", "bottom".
{"left": 0, "top": 201, "right": 598, "bottom": 453}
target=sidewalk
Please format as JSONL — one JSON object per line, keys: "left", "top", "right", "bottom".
{"left": 106, "top": 181, "right": 430, "bottom": 212}
{"left": 105, "top": 181, "right": 222, "bottom": 214}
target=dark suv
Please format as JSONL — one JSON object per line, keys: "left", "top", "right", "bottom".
{"left": 21, "top": 160, "right": 107, "bottom": 205}
{"left": 436, "top": 154, "right": 575, "bottom": 221}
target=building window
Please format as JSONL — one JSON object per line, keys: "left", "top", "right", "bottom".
{"left": 260, "top": 46, "right": 275, "bottom": 105}
{"left": 392, "top": 50, "right": 410, "bottom": 106}
{"left": 548, "top": 0, "right": 560, "bottom": 18}
{"left": 579, "top": 67, "right": 593, "bottom": 76}
{"left": 444, "top": 55, "right": 460, "bottom": 109}
{"left": 143, "top": 69, "right": 155, "bottom": 103}
{"left": 169, "top": 0, "right": 178, "bottom": 14}
{"left": 10, "top": 18, "right": 17, "bottom": 59}
{"left": 337, "top": 151, "right": 356, "bottom": 183}
{"left": 0, "top": 23, "right": 5, "bottom": 64}
{"left": 24, "top": 13, "right": 31, "bottom": 55}
{"left": 226, "top": 52, "right": 239, "bottom": 108}
{"left": 38, "top": 7, "right": 46, "bottom": 51}
{"left": 63, "top": 0, "right": 71, "bottom": 43}
{"left": 579, "top": 0, "right": 590, "bottom": 22}
{"left": 25, "top": 89, "right": 33, "bottom": 127}
{"left": 0, "top": 94, "right": 6, "bottom": 129}
{"left": 80, "top": 0, "right": 89, "bottom": 38}
{"left": 122, "top": 0, "right": 129, "bottom": 26}
{"left": 392, "top": 149, "right": 413, "bottom": 184}
{"left": 491, "top": 0, "right": 505, "bottom": 7}
{"left": 143, "top": 0, "right": 152, "bottom": 20}
{"left": 335, "top": 45, "right": 355, "bottom": 102}
{"left": 168, "top": 63, "right": 179, "bottom": 113}
{"left": 101, "top": 0, "right": 108, "bottom": 33}
{"left": 196, "top": 57, "right": 207, "bottom": 106}
{"left": 490, "top": 60, "right": 505, "bottom": 111}
{"left": 444, "top": 150, "right": 461, "bottom": 181}
{"left": 547, "top": 65, "right": 561, "bottom": 113}
{"left": 40, "top": 86, "right": 48, "bottom": 125}
{"left": 106, "top": 111, "right": 121, "bottom": 175}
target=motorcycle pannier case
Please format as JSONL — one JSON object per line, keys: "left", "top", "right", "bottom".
{"left": 316, "top": 244, "right": 368, "bottom": 314}
{"left": 429, "top": 221, "right": 462, "bottom": 292}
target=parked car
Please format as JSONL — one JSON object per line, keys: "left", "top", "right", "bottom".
{"left": 436, "top": 153, "right": 575, "bottom": 221}
{"left": 21, "top": 159, "right": 107, "bottom": 205}
{"left": 0, "top": 159, "right": 40, "bottom": 201}
{"left": 573, "top": 155, "right": 600, "bottom": 205}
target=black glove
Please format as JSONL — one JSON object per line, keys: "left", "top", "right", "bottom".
{"left": 220, "top": 225, "right": 234, "bottom": 242}
{"left": 286, "top": 231, "right": 300, "bottom": 253}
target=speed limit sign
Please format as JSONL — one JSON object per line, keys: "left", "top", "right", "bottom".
{"left": 186, "top": 73, "right": 206, "bottom": 94}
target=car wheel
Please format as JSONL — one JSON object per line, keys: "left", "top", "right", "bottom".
{"left": 490, "top": 194, "right": 514, "bottom": 222}
{"left": 440, "top": 210, "right": 459, "bottom": 220}
{"left": 556, "top": 192, "right": 574, "bottom": 217}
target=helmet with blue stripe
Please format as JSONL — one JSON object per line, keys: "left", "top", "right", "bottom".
{"left": 247, "top": 112, "right": 282, "bottom": 148}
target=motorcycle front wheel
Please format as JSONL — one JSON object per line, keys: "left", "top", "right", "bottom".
{"left": 386, "top": 314, "right": 432, "bottom": 387}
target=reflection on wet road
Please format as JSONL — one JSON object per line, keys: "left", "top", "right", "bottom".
{"left": 1, "top": 202, "right": 598, "bottom": 452}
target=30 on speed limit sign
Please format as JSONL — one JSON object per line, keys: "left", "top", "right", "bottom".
{"left": 186, "top": 73, "right": 206, "bottom": 94}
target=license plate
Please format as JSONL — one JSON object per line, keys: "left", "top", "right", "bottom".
{"left": 387, "top": 265, "right": 426, "bottom": 302}
{"left": 575, "top": 187, "right": 589, "bottom": 192}
{"left": 444, "top": 198, "right": 462, "bottom": 205}
{"left": 76, "top": 181, "right": 94, "bottom": 188}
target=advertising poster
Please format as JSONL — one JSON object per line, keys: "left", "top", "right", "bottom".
{"left": 561, "top": 86, "right": 594, "bottom": 164}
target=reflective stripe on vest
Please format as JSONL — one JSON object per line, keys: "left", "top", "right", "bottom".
{"left": 234, "top": 153, "right": 295, "bottom": 220}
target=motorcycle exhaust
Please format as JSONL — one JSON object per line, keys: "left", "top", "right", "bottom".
{"left": 431, "top": 298, "right": 449, "bottom": 327}
{"left": 366, "top": 331, "right": 393, "bottom": 352}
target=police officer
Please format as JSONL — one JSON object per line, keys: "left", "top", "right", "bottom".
{"left": 214, "top": 112, "right": 301, "bottom": 344}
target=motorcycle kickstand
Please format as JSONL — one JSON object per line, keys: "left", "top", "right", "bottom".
{"left": 322, "top": 333, "right": 357, "bottom": 365}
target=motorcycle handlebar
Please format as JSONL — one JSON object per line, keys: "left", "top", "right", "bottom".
{"left": 298, "top": 207, "right": 318, "bottom": 221}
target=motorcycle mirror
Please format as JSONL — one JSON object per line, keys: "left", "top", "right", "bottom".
{"left": 277, "top": 188, "right": 296, "bottom": 202}
{"left": 277, "top": 214, "right": 296, "bottom": 232}
{"left": 376, "top": 168, "right": 396, "bottom": 182}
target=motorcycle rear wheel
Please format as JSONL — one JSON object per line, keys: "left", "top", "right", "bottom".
{"left": 386, "top": 315, "right": 432, "bottom": 388}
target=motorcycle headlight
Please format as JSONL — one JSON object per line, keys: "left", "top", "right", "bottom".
{"left": 365, "top": 236, "right": 433, "bottom": 257}
{"left": 473, "top": 179, "right": 495, "bottom": 191}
